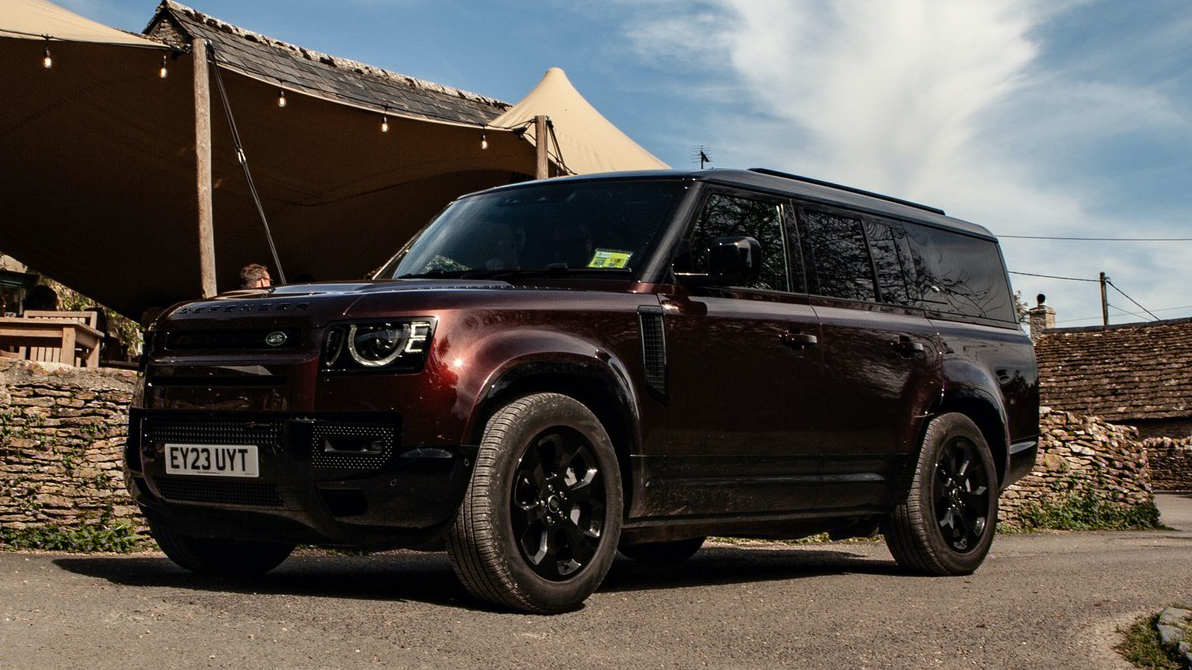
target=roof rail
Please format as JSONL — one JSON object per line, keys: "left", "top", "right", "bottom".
{"left": 747, "top": 168, "right": 945, "bottom": 216}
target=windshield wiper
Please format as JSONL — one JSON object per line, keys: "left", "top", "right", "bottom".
{"left": 400, "top": 264, "right": 630, "bottom": 281}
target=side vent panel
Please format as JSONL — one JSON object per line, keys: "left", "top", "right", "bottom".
{"left": 638, "top": 305, "right": 667, "bottom": 397}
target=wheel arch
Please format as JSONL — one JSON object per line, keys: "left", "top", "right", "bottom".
{"left": 468, "top": 355, "right": 643, "bottom": 517}
{"left": 933, "top": 388, "right": 1012, "bottom": 489}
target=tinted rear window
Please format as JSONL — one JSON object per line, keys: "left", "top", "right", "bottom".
{"left": 902, "top": 222, "right": 1016, "bottom": 322}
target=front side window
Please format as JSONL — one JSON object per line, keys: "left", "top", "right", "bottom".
{"left": 676, "top": 193, "right": 789, "bottom": 291}
{"left": 379, "top": 181, "right": 682, "bottom": 279}
{"left": 799, "top": 210, "right": 876, "bottom": 302}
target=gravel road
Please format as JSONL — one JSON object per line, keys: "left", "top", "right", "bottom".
{"left": 2, "top": 494, "right": 1190, "bottom": 670}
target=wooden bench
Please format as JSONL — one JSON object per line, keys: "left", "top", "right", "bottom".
{"left": 0, "top": 311, "right": 103, "bottom": 368}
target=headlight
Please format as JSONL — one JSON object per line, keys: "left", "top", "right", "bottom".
{"left": 321, "top": 319, "right": 434, "bottom": 372}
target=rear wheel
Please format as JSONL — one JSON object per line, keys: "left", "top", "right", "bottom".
{"left": 148, "top": 519, "right": 294, "bottom": 577}
{"left": 446, "top": 393, "right": 623, "bottom": 613}
{"left": 883, "top": 413, "right": 997, "bottom": 575}
{"left": 619, "top": 537, "right": 706, "bottom": 564}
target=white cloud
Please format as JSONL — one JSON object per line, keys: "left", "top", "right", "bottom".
{"left": 614, "top": 0, "right": 1192, "bottom": 324}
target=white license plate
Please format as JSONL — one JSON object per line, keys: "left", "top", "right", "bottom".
{"left": 165, "top": 444, "right": 259, "bottom": 478}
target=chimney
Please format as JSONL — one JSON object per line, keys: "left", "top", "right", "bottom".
{"left": 1028, "top": 294, "right": 1056, "bottom": 342}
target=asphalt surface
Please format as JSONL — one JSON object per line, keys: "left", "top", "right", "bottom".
{"left": 2, "top": 494, "right": 1191, "bottom": 670}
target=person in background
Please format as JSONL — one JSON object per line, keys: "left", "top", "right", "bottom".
{"left": 239, "top": 264, "right": 272, "bottom": 289}
{"left": 22, "top": 284, "right": 59, "bottom": 312}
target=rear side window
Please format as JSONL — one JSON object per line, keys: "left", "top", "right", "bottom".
{"left": 863, "top": 221, "right": 914, "bottom": 306}
{"left": 903, "top": 222, "right": 1016, "bottom": 322}
{"left": 798, "top": 210, "right": 876, "bottom": 302}
{"left": 679, "top": 193, "right": 790, "bottom": 292}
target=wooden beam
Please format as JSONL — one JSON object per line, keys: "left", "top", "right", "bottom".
{"left": 193, "top": 39, "right": 217, "bottom": 298}
{"left": 535, "top": 115, "right": 549, "bottom": 180}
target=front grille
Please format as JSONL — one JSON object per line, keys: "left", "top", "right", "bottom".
{"left": 164, "top": 328, "right": 301, "bottom": 351}
{"left": 155, "top": 478, "right": 284, "bottom": 508}
{"left": 144, "top": 417, "right": 283, "bottom": 447}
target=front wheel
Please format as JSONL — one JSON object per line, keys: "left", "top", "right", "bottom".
{"left": 148, "top": 519, "right": 294, "bottom": 577}
{"left": 882, "top": 413, "right": 998, "bottom": 575}
{"left": 446, "top": 393, "right": 623, "bottom": 613}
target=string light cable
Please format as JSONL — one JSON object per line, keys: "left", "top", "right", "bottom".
{"left": 205, "top": 50, "right": 500, "bottom": 134}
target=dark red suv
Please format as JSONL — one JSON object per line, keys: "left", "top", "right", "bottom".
{"left": 126, "top": 169, "right": 1039, "bottom": 613}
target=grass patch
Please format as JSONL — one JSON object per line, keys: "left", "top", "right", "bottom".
{"left": 1117, "top": 613, "right": 1184, "bottom": 670}
{"left": 0, "top": 520, "right": 146, "bottom": 553}
{"left": 1014, "top": 491, "right": 1163, "bottom": 531}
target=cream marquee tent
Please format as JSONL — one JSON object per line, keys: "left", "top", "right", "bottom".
{"left": 0, "top": 0, "right": 668, "bottom": 317}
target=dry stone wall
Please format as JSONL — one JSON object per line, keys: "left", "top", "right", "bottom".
{"left": 1145, "top": 437, "right": 1192, "bottom": 491}
{"left": 1000, "top": 407, "right": 1153, "bottom": 528}
{"left": 0, "top": 358, "right": 1170, "bottom": 543}
{"left": 0, "top": 358, "right": 142, "bottom": 538}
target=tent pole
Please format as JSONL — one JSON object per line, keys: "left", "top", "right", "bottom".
{"left": 535, "top": 115, "right": 549, "bottom": 180}
{"left": 193, "top": 39, "right": 217, "bottom": 298}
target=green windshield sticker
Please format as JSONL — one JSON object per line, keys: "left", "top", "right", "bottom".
{"left": 587, "top": 249, "right": 632, "bottom": 269}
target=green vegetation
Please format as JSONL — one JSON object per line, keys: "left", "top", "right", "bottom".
{"left": 1117, "top": 613, "right": 1184, "bottom": 670}
{"left": 1014, "top": 490, "right": 1163, "bottom": 531}
{"left": 0, "top": 520, "right": 144, "bottom": 553}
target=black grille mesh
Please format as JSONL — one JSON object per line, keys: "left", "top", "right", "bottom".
{"left": 145, "top": 417, "right": 283, "bottom": 447}
{"left": 155, "top": 478, "right": 284, "bottom": 508}
{"left": 638, "top": 307, "right": 667, "bottom": 395}
{"left": 311, "top": 423, "right": 396, "bottom": 469}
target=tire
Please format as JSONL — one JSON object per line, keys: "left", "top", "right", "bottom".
{"left": 446, "top": 393, "right": 624, "bottom": 613}
{"left": 882, "top": 413, "right": 998, "bottom": 575}
{"left": 148, "top": 518, "right": 294, "bottom": 577}
{"left": 619, "top": 537, "right": 705, "bottom": 564}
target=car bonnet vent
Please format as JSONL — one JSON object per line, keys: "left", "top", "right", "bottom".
{"left": 638, "top": 306, "right": 666, "bottom": 396}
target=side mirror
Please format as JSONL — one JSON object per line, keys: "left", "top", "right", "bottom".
{"left": 706, "top": 236, "right": 762, "bottom": 286}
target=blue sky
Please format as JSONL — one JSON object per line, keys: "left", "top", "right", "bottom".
{"left": 66, "top": 0, "right": 1192, "bottom": 326}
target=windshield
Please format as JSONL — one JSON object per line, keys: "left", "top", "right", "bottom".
{"left": 378, "top": 180, "right": 683, "bottom": 279}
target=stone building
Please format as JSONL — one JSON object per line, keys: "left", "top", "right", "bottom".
{"left": 1035, "top": 316, "right": 1192, "bottom": 439}
{"left": 1034, "top": 313, "right": 1192, "bottom": 491}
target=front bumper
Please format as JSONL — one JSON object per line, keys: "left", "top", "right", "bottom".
{"left": 125, "top": 409, "right": 478, "bottom": 548}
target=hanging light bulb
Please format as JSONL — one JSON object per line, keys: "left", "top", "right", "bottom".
{"left": 159, "top": 54, "right": 168, "bottom": 79}
{"left": 277, "top": 88, "right": 287, "bottom": 108}
{"left": 480, "top": 129, "right": 488, "bottom": 150}
{"left": 42, "top": 43, "right": 52, "bottom": 69}
{"left": 381, "top": 114, "right": 389, "bottom": 133}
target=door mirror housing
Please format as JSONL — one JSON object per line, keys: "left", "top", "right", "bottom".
{"left": 705, "top": 236, "right": 762, "bottom": 286}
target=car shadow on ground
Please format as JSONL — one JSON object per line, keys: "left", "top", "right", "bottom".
{"left": 601, "top": 543, "right": 902, "bottom": 592}
{"left": 53, "top": 543, "right": 902, "bottom": 609}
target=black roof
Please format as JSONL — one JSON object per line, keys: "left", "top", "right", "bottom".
{"left": 145, "top": 1, "right": 509, "bottom": 126}
{"left": 474, "top": 169, "right": 997, "bottom": 240}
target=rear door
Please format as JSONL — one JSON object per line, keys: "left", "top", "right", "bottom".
{"left": 795, "top": 206, "right": 942, "bottom": 511}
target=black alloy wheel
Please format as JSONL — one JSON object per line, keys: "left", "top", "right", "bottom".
{"left": 446, "top": 392, "right": 623, "bottom": 613}
{"left": 882, "top": 412, "right": 998, "bottom": 575}
{"left": 511, "top": 428, "right": 608, "bottom": 580}
{"left": 932, "top": 435, "right": 991, "bottom": 553}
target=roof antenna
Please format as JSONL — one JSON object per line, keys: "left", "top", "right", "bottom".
{"left": 692, "top": 145, "right": 712, "bottom": 170}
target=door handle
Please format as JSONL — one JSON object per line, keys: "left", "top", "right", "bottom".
{"left": 891, "top": 336, "right": 925, "bottom": 356}
{"left": 782, "top": 332, "right": 818, "bottom": 349}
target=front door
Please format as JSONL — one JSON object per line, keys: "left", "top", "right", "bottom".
{"left": 644, "top": 190, "right": 824, "bottom": 517}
